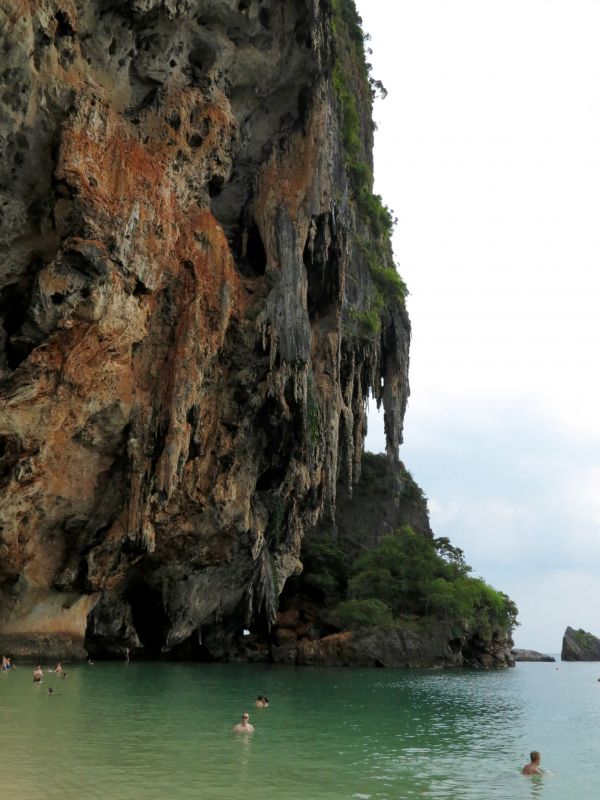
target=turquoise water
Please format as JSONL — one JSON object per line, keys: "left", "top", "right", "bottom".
{"left": 1, "top": 659, "right": 599, "bottom": 798}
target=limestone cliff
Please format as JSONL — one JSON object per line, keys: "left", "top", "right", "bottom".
{"left": 0, "top": 0, "right": 410, "bottom": 659}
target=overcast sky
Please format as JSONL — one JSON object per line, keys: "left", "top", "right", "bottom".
{"left": 358, "top": 0, "right": 600, "bottom": 652}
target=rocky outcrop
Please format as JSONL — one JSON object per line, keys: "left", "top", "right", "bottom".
{"left": 312, "top": 450, "right": 433, "bottom": 550}
{"left": 237, "top": 453, "right": 515, "bottom": 668}
{"left": 512, "top": 648, "right": 555, "bottom": 662}
{"left": 0, "top": 1, "right": 410, "bottom": 660}
{"left": 263, "top": 619, "right": 514, "bottom": 669}
{"left": 561, "top": 627, "right": 600, "bottom": 661}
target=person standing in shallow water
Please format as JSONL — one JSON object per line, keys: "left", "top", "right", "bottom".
{"left": 522, "top": 751, "right": 542, "bottom": 775}
{"left": 33, "top": 665, "right": 43, "bottom": 682}
{"left": 233, "top": 713, "right": 254, "bottom": 734}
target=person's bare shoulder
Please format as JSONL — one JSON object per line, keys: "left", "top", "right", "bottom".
{"left": 233, "top": 724, "right": 254, "bottom": 733}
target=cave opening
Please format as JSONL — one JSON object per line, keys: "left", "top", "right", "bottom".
{"left": 243, "top": 221, "right": 267, "bottom": 277}
{"left": 167, "top": 628, "right": 216, "bottom": 662}
{"left": 256, "top": 464, "right": 286, "bottom": 492}
{"left": 54, "top": 10, "right": 76, "bottom": 38}
{"left": 208, "top": 175, "right": 224, "bottom": 197}
{"left": 0, "top": 275, "right": 36, "bottom": 370}
{"left": 126, "top": 582, "right": 168, "bottom": 657}
{"left": 303, "top": 216, "right": 338, "bottom": 320}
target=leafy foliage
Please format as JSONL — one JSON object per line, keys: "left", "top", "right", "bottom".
{"left": 331, "top": 598, "right": 394, "bottom": 630}
{"left": 301, "top": 521, "right": 518, "bottom": 637}
{"left": 347, "top": 526, "right": 518, "bottom": 635}
{"left": 331, "top": 0, "right": 408, "bottom": 337}
{"left": 352, "top": 307, "right": 381, "bottom": 335}
{"left": 301, "top": 533, "right": 349, "bottom": 605}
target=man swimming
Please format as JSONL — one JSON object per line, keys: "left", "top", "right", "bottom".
{"left": 522, "top": 750, "right": 542, "bottom": 775}
{"left": 232, "top": 713, "right": 254, "bottom": 734}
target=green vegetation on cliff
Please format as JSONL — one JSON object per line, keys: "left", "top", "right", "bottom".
{"left": 305, "top": 524, "right": 517, "bottom": 637}
{"left": 299, "top": 453, "right": 518, "bottom": 639}
{"left": 331, "top": 0, "right": 407, "bottom": 336}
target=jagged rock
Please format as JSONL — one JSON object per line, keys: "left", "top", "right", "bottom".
{"left": 512, "top": 648, "right": 555, "bottom": 662}
{"left": 561, "top": 627, "right": 600, "bottom": 661}
{"left": 279, "top": 625, "right": 514, "bottom": 669}
{"left": 0, "top": 1, "right": 410, "bottom": 660}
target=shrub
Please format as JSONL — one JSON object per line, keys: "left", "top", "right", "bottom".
{"left": 352, "top": 307, "right": 381, "bottom": 336}
{"left": 349, "top": 526, "right": 518, "bottom": 634}
{"left": 332, "top": 0, "right": 408, "bottom": 330}
{"left": 348, "top": 567, "right": 394, "bottom": 607}
{"left": 301, "top": 533, "right": 349, "bottom": 604}
{"left": 296, "top": 459, "right": 519, "bottom": 638}
{"left": 331, "top": 598, "right": 394, "bottom": 630}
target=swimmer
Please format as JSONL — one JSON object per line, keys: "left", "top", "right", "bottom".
{"left": 33, "top": 665, "right": 43, "bottom": 682}
{"left": 255, "top": 695, "right": 268, "bottom": 708}
{"left": 233, "top": 713, "right": 254, "bottom": 734}
{"left": 48, "top": 687, "right": 54, "bottom": 695}
{"left": 2, "top": 655, "right": 7, "bottom": 671}
{"left": 53, "top": 662, "right": 63, "bottom": 674}
{"left": 62, "top": 672, "right": 68, "bottom": 679}
{"left": 522, "top": 750, "right": 542, "bottom": 776}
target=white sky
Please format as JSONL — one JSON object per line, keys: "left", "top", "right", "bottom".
{"left": 359, "top": 0, "right": 600, "bottom": 652}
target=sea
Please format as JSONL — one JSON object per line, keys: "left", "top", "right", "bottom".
{"left": 0, "top": 658, "right": 598, "bottom": 799}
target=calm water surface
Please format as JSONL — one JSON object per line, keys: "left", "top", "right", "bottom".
{"left": 1, "top": 659, "right": 598, "bottom": 799}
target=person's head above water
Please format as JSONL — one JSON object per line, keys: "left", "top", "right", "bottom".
{"left": 522, "top": 750, "right": 542, "bottom": 776}
{"left": 233, "top": 712, "right": 254, "bottom": 733}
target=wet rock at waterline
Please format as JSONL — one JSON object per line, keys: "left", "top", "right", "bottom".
{"left": 512, "top": 649, "right": 556, "bottom": 663}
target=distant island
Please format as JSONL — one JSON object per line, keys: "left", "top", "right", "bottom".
{"left": 562, "top": 626, "right": 600, "bottom": 661}
{"left": 512, "top": 649, "right": 555, "bottom": 663}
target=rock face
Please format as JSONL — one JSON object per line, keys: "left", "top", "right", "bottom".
{"left": 512, "top": 649, "right": 555, "bottom": 663}
{"left": 240, "top": 453, "right": 515, "bottom": 669}
{"left": 0, "top": 1, "right": 410, "bottom": 660}
{"left": 561, "top": 627, "right": 600, "bottom": 661}
{"left": 261, "top": 619, "right": 514, "bottom": 669}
